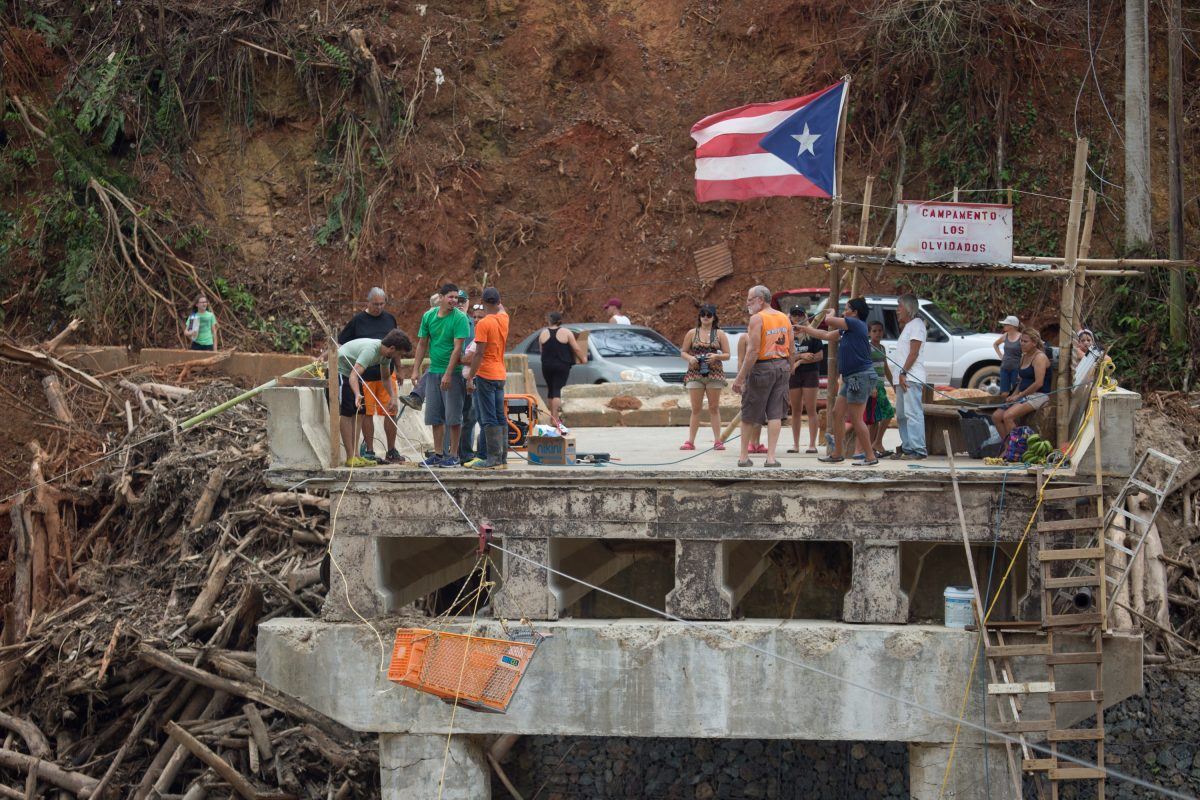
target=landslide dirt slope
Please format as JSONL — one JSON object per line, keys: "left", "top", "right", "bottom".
{"left": 2, "top": 0, "right": 1196, "bottom": 348}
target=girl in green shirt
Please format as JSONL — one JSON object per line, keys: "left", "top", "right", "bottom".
{"left": 186, "top": 294, "right": 218, "bottom": 351}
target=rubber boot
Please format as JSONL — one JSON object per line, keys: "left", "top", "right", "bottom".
{"left": 467, "top": 426, "right": 506, "bottom": 470}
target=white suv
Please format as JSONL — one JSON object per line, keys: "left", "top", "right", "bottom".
{"left": 809, "top": 294, "right": 1007, "bottom": 393}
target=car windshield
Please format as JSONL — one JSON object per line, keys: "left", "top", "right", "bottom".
{"left": 922, "top": 303, "right": 974, "bottom": 335}
{"left": 590, "top": 328, "right": 680, "bottom": 358}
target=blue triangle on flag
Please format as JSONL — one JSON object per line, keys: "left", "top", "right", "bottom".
{"left": 758, "top": 82, "right": 846, "bottom": 197}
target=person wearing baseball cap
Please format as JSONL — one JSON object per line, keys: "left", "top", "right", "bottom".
{"left": 993, "top": 315, "right": 1022, "bottom": 396}
{"left": 463, "top": 287, "right": 510, "bottom": 469}
{"left": 604, "top": 297, "right": 631, "bottom": 325}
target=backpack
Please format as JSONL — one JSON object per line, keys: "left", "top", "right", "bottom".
{"left": 1002, "top": 426, "right": 1035, "bottom": 463}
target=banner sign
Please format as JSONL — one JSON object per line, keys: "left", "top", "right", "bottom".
{"left": 894, "top": 201, "right": 1013, "bottom": 265}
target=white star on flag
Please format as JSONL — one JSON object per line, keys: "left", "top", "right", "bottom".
{"left": 792, "top": 124, "right": 820, "bottom": 156}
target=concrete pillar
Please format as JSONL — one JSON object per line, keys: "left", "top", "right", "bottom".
{"left": 380, "top": 733, "right": 489, "bottom": 800}
{"left": 843, "top": 540, "right": 909, "bottom": 623}
{"left": 909, "top": 742, "right": 1012, "bottom": 800}
{"left": 495, "top": 537, "right": 558, "bottom": 620}
{"left": 323, "top": 534, "right": 385, "bottom": 621}
{"left": 666, "top": 540, "right": 732, "bottom": 620}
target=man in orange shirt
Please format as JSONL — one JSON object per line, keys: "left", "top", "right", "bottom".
{"left": 731, "top": 284, "right": 793, "bottom": 467}
{"left": 463, "top": 287, "right": 510, "bottom": 470}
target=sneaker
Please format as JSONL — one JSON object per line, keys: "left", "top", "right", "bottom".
{"left": 400, "top": 393, "right": 423, "bottom": 410}
{"left": 419, "top": 454, "right": 445, "bottom": 467}
{"left": 359, "top": 442, "right": 368, "bottom": 457}
{"left": 438, "top": 456, "right": 461, "bottom": 468}
{"left": 384, "top": 448, "right": 405, "bottom": 463}
{"left": 362, "top": 450, "right": 380, "bottom": 462}
{"left": 462, "top": 457, "right": 486, "bottom": 468}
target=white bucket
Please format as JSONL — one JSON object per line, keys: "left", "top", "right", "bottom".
{"left": 944, "top": 586, "right": 975, "bottom": 629}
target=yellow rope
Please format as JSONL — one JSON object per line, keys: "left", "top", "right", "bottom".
{"left": 436, "top": 562, "right": 489, "bottom": 800}
{"left": 936, "top": 362, "right": 1117, "bottom": 796}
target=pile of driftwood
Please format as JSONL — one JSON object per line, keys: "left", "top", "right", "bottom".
{"left": 0, "top": 332, "right": 377, "bottom": 798}
{"left": 1157, "top": 453, "right": 1200, "bottom": 671}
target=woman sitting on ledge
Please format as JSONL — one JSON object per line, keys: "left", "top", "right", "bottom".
{"left": 992, "top": 327, "right": 1052, "bottom": 440}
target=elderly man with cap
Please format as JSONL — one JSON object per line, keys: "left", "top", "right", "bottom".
{"left": 463, "top": 287, "right": 510, "bottom": 469}
{"left": 604, "top": 298, "right": 631, "bottom": 325}
{"left": 338, "top": 287, "right": 402, "bottom": 462}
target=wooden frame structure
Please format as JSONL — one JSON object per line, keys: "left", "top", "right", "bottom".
{"left": 810, "top": 137, "right": 1194, "bottom": 446}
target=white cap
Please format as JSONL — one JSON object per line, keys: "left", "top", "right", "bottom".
{"left": 998, "top": 315, "right": 1020, "bottom": 327}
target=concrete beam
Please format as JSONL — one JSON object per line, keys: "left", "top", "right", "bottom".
{"left": 378, "top": 538, "right": 478, "bottom": 612}
{"left": 844, "top": 541, "right": 909, "bottom": 624}
{"left": 379, "top": 733, "right": 488, "bottom": 800}
{"left": 726, "top": 541, "right": 777, "bottom": 608}
{"left": 257, "top": 618, "right": 1142, "bottom": 741}
{"left": 295, "top": 476, "right": 1040, "bottom": 545}
{"left": 549, "top": 539, "right": 640, "bottom": 611}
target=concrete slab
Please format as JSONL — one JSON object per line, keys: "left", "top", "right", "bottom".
{"left": 257, "top": 617, "right": 1141, "bottom": 743}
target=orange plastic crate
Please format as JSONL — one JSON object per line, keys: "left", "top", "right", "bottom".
{"left": 387, "top": 628, "right": 540, "bottom": 713}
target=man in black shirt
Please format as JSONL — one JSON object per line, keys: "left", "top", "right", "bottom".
{"left": 338, "top": 288, "right": 402, "bottom": 462}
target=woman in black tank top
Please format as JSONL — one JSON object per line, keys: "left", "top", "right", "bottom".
{"left": 538, "top": 312, "right": 585, "bottom": 432}
{"left": 991, "top": 327, "right": 1052, "bottom": 440}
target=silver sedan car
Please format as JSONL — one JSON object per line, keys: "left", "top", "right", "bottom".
{"left": 513, "top": 323, "right": 691, "bottom": 398}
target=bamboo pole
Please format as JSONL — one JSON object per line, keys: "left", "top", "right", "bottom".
{"left": 1057, "top": 138, "right": 1088, "bottom": 446}
{"left": 827, "top": 243, "right": 1188, "bottom": 268}
{"left": 824, "top": 78, "right": 851, "bottom": 444}
{"left": 177, "top": 363, "right": 319, "bottom": 431}
{"left": 850, "top": 176, "right": 873, "bottom": 297}
{"left": 327, "top": 347, "right": 340, "bottom": 467}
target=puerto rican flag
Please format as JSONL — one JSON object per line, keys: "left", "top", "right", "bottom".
{"left": 690, "top": 81, "right": 848, "bottom": 203}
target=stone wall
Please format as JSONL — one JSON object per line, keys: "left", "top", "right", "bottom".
{"left": 493, "top": 737, "right": 909, "bottom": 799}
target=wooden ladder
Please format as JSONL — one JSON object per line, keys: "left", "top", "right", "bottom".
{"left": 1032, "top": 479, "right": 1110, "bottom": 797}
{"left": 1049, "top": 449, "right": 1182, "bottom": 621}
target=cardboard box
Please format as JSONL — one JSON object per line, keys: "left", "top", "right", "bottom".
{"left": 526, "top": 435, "right": 576, "bottom": 466}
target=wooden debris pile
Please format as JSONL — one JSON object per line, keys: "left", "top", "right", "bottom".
{"left": 1136, "top": 392, "right": 1200, "bottom": 673}
{"left": 0, "top": 369, "right": 378, "bottom": 798}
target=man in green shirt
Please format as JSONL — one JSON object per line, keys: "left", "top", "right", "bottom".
{"left": 411, "top": 283, "right": 472, "bottom": 467}
{"left": 336, "top": 330, "right": 412, "bottom": 466}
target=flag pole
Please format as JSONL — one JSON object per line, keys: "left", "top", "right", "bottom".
{"left": 824, "top": 77, "right": 851, "bottom": 451}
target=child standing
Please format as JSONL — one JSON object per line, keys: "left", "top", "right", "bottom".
{"left": 185, "top": 294, "right": 218, "bottom": 351}
{"left": 866, "top": 321, "right": 895, "bottom": 459}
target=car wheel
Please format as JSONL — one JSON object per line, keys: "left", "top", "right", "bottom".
{"left": 968, "top": 366, "right": 1002, "bottom": 396}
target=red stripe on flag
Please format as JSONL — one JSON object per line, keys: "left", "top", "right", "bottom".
{"left": 695, "top": 174, "right": 829, "bottom": 203}
{"left": 694, "top": 133, "right": 770, "bottom": 159}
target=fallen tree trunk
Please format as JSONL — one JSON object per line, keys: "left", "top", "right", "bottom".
{"left": 42, "top": 375, "right": 75, "bottom": 424}
{"left": 0, "top": 711, "right": 51, "bottom": 758}
{"left": 0, "top": 747, "right": 99, "bottom": 797}
{"left": 136, "top": 645, "right": 350, "bottom": 740}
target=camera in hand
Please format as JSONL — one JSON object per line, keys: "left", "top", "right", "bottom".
{"left": 698, "top": 354, "right": 710, "bottom": 377}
